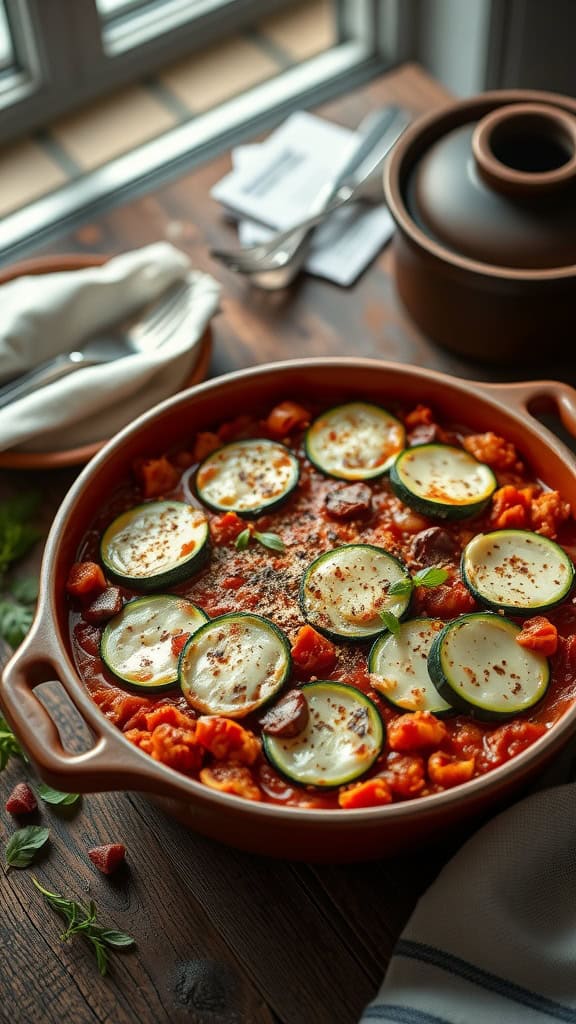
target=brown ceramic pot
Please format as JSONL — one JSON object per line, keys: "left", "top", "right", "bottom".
{"left": 2, "top": 358, "right": 576, "bottom": 861}
{"left": 384, "top": 89, "right": 576, "bottom": 364}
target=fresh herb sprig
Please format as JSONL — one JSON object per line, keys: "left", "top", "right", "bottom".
{"left": 38, "top": 784, "right": 80, "bottom": 808}
{"left": 5, "top": 826, "right": 50, "bottom": 869}
{"left": 235, "top": 528, "right": 285, "bottom": 553}
{"left": 0, "top": 493, "right": 41, "bottom": 579}
{"left": 32, "top": 878, "right": 135, "bottom": 975}
{"left": 380, "top": 567, "right": 449, "bottom": 636}
{"left": 0, "top": 713, "right": 28, "bottom": 771}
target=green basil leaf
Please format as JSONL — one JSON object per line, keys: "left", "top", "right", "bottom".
{"left": 100, "top": 930, "right": 136, "bottom": 949}
{"left": 253, "top": 531, "right": 285, "bottom": 553}
{"left": 380, "top": 611, "right": 401, "bottom": 636}
{"left": 413, "top": 566, "right": 449, "bottom": 588}
{"left": 6, "top": 826, "right": 50, "bottom": 868}
{"left": 388, "top": 578, "right": 413, "bottom": 598}
{"left": 235, "top": 528, "right": 251, "bottom": 551}
{"left": 92, "top": 938, "right": 109, "bottom": 976}
{"left": 38, "top": 784, "right": 80, "bottom": 807}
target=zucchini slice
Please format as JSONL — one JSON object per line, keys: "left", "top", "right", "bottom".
{"left": 461, "top": 528, "right": 574, "bottom": 615}
{"left": 369, "top": 618, "right": 453, "bottom": 715}
{"left": 300, "top": 544, "right": 411, "bottom": 642}
{"left": 195, "top": 438, "right": 299, "bottom": 517}
{"left": 305, "top": 402, "right": 405, "bottom": 481}
{"left": 263, "top": 681, "right": 384, "bottom": 787}
{"left": 101, "top": 501, "right": 209, "bottom": 591}
{"left": 428, "top": 612, "right": 550, "bottom": 719}
{"left": 390, "top": 444, "right": 497, "bottom": 520}
{"left": 179, "top": 612, "right": 291, "bottom": 718}
{"left": 101, "top": 595, "right": 208, "bottom": 691}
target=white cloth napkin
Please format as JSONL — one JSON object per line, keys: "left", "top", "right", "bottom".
{"left": 0, "top": 243, "right": 220, "bottom": 453}
{"left": 360, "top": 780, "right": 576, "bottom": 1024}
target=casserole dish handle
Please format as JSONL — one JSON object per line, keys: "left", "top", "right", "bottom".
{"left": 0, "top": 622, "right": 179, "bottom": 796}
{"left": 476, "top": 379, "right": 576, "bottom": 439}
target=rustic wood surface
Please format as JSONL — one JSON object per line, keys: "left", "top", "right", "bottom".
{"left": 2, "top": 63, "right": 576, "bottom": 1024}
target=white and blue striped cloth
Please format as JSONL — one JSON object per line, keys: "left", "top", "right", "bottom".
{"left": 360, "top": 781, "right": 576, "bottom": 1023}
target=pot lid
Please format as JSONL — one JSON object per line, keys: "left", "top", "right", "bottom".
{"left": 404, "top": 101, "right": 576, "bottom": 270}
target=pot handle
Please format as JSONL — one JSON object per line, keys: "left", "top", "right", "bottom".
{"left": 0, "top": 625, "right": 176, "bottom": 796}
{"left": 475, "top": 380, "right": 576, "bottom": 439}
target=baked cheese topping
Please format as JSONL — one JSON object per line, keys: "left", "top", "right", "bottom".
{"left": 196, "top": 439, "right": 299, "bottom": 514}
{"left": 101, "top": 501, "right": 208, "bottom": 579}
{"left": 302, "top": 544, "right": 410, "bottom": 639}
{"left": 370, "top": 618, "right": 452, "bottom": 714}
{"left": 179, "top": 613, "right": 290, "bottom": 717}
{"left": 306, "top": 402, "right": 405, "bottom": 480}
{"left": 462, "top": 529, "right": 574, "bottom": 610}
{"left": 264, "top": 682, "right": 383, "bottom": 787}
{"left": 397, "top": 445, "right": 496, "bottom": 506}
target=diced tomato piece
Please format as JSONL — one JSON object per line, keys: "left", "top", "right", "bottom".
{"left": 490, "top": 485, "right": 532, "bottom": 530}
{"left": 192, "top": 431, "right": 221, "bottom": 462}
{"left": 170, "top": 632, "right": 191, "bottom": 657}
{"left": 404, "top": 405, "right": 434, "bottom": 429}
{"left": 199, "top": 762, "right": 261, "bottom": 801}
{"left": 428, "top": 751, "right": 475, "bottom": 788}
{"left": 381, "top": 752, "right": 426, "bottom": 798}
{"left": 221, "top": 576, "right": 245, "bottom": 591}
{"left": 149, "top": 723, "right": 203, "bottom": 773}
{"left": 210, "top": 511, "right": 246, "bottom": 545}
{"left": 449, "top": 720, "right": 485, "bottom": 762}
{"left": 88, "top": 843, "right": 126, "bottom": 875}
{"left": 462, "top": 432, "right": 523, "bottom": 473}
{"left": 338, "top": 777, "right": 393, "bottom": 809}
{"left": 387, "top": 711, "right": 448, "bottom": 752}
{"left": 66, "top": 561, "right": 106, "bottom": 600}
{"left": 265, "top": 401, "right": 311, "bottom": 437}
{"left": 413, "top": 579, "right": 476, "bottom": 619}
{"left": 530, "top": 490, "right": 571, "bottom": 540}
{"left": 553, "top": 634, "right": 576, "bottom": 687}
{"left": 516, "top": 616, "right": 558, "bottom": 657}
{"left": 217, "top": 415, "right": 255, "bottom": 444}
{"left": 291, "top": 625, "right": 337, "bottom": 677}
{"left": 485, "top": 720, "right": 547, "bottom": 766}
{"left": 124, "top": 728, "right": 153, "bottom": 754}
{"left": 6, "top": 782, "right": 37, "bottom": 814}
{"left": 196, "top": 717, "right": 260, "bottom": 765}
{"left": 145, "top": 705, "right": 197, "bottom": 732}
{"left": 133, "top": 455, "right": 180, "bottom": 498}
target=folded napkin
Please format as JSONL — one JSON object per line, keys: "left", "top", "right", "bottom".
{"left": 0, "top": 243, "right": 220, "bottom": 453}
{"left": 360, "top": 780, "right": 576, "bottom": 1023}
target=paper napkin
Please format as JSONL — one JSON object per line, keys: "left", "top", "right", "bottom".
{"left": 211, "top": 111, "right": 394, "bottom": 287}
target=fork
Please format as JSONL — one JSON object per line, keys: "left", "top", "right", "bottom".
{"left": 210, "top": 108, "right": 410, "bottom": 278}
{"left": 0, "top": 279, "right": 190, "bottom": 411}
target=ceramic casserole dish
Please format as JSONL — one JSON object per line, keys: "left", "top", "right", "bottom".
{"left": 2, "top": 358, "right": 576, "bottom": 861}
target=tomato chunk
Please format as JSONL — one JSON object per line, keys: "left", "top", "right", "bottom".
{"left": 210, "top": 511, "right": 246, "bottom": 545}
{"left": 66, "top": 561, "right": 106, "bottom": 600}
{"left": 387, "top": 711, "right": 448, "bottom": 752}
{"left": 196, "top": 716, "right": 260, "bottom": 765}
{"left": 428, "top": 751, "right": 475, "bottom": 788}
{"left": 338, "top": 777, "right": 392, "bottom": 809}
{"left": 291, "top": 625, "right": 337, "bottom": 676}
{"left": 462, "top": 432, "right": 523, "bottom": 473}
{"left": 266, "top": 401, "right": 310, "bottom": 437}
{"left": 200, "top": 762, "right": 261, "bottom": 801}
{"left": 414, "top": 579, "right": 476, "bottom": 619}
{"left": 485, "top": 720, "right": 547, "bottom": 765}
{"left": 149, "top": 723, "right": 203, "bottom": 773}
{"left": 381, "top": 752, "right": 426, "bottom": 798}
{"left": 516, "top": 616, "right": 558, "bottom": 657}
{"left": 133, "top": 455, "right": 180, "bottom": 498}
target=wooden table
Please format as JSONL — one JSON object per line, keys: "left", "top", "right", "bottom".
{"left": 2, "top": 63, "right": 576, "bottom": 1024}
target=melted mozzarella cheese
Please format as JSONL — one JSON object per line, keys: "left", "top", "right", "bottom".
{"left": 180, "top": 614, "right": 289, "bottom": 717}
{"left": 398, "top": 446, "right": 495, "bottom": 506}
{"left": 307, "top": 402, "right": 405, "bottom": 480}
{"left": 102, "top": 596, "right": 207, "bottom": 687}
{"left": 265, "top": 683, "right": 383, "bottom": 786}
{"left": 463, "top": 530, "right": 573, "bottom": 610}
{"left": 370, "top": 618, "right": 452, "bottom": 713}
{"left": 303, "top": 545, "right": 409, "bottom": 638}
{"left": 103, "top": 502, "right": 207, "bottom": 579}
{"left": 196, "top": 439, "right": 298, "bottom": 513}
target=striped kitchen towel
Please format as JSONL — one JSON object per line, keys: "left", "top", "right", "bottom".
{"left": 360, "top": 781, "right": 576, "bottom": 1023}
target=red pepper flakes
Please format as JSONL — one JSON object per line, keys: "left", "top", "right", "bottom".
{"left": 6, "top": 782, "right": 37, "bottom": 815}
{"left": 88, "top": 843, "right": 126, "bottom": 875}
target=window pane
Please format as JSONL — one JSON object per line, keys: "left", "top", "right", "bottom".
{"left": 0, "top": 0, "right": 15, "bottom": 70}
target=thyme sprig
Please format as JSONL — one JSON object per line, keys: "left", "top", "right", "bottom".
{"left": 32, "top": 878, "right": 135, "bottom": 976}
